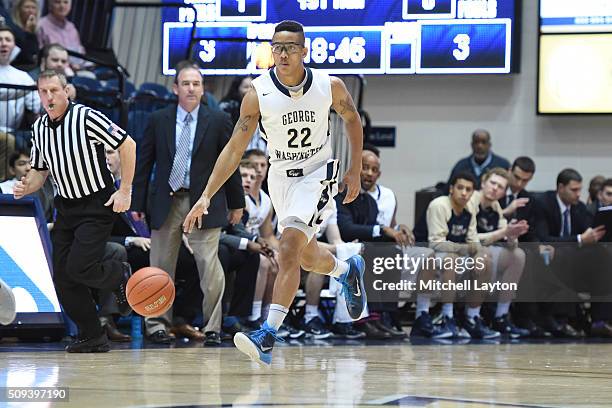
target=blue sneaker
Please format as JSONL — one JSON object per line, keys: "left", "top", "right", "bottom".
{"left": 410, "top": 312, "right": 453, "bottom": 339}
{"left": 233, "top": 322, "right": 283, "bottom": 367}
{"left": 335, "top": 255, "right": 367, "bottom": 320}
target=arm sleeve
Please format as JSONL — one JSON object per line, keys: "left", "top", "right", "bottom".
{"left": 85, "top": 109, "right": 128, "bottom": 149}
{"left": 30, "top": 138, "right": 48, "bottom": 171}
{"left": 336, "top": 196, "right": 381, "bottom": 241}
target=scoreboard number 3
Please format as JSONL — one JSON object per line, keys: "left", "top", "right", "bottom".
{"left": 452, "top": 34, "right": 470, "bottom": 61}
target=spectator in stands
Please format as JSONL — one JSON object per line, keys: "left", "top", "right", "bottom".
{"left": 105, "top": 146, "right": 205, "bottom": 342}
{"left": 11, "top": 0, "right": 37, "bottom": 36}
{"left": 467, "top": 167, "right": 530, "bottom": 338}
{"left": 598, "top": 178, "right": 612, "bottom": 208}
{"left": 587, "top": 175, "right": 606, "bottom": 215}
{"left": 534, "top": 168, "right": 608, "bottom": 337}
{"left": 29, "top": 43, "right": 75, "bottom": 99}
{"left": 132, "top": 60, "right": 244, "bottom": 347}
{"left": 37, "top": 0, "right": 85, "bottom": 70}
{"left": 448, "top": 129, "right": 510, "bottom": 189}
{"left": 0, "top": 148, "right": 27, "bottom": 191}
{"left": 0, "top": 25, "right": 40, "bottom": 134}
{"left": 0, "top": 2, "right": 38, "bottom": 69}
{"left": 425, "top": 172, "right": 497, "bottom": 339}
{"left": 219, "top": 76, "right": 267, "bottom": 153}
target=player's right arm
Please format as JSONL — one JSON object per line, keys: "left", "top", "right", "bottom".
{"left": 13, "top": 169, "right": 48, "bottom": 199}
{"left": 183, "top": 87, "right": 260, "bottom": 233}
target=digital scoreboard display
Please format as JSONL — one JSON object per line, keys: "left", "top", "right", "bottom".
{"left": 162, "top": 0, "right": 519, "bottom": 75}
{"left": 538, "top": 0, "right": 612, "bottom": 114}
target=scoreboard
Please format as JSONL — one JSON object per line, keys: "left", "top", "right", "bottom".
{"left": 162, "top": 0, "right": 519, "bottom": 75}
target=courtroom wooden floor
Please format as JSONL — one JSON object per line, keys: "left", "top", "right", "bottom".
{"left": 1, "top": 337, "right": 612, "bottom": 407}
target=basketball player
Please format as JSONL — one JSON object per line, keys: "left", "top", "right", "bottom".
{"left": 184, "top": 20, "right": 367, "bottom": 366}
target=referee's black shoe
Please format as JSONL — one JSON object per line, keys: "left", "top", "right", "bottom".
{"left": 113, "top": 262, "right": 133, "bottom": 317}
{"left": 66, "top": 333, "right": 110, "bottom": 353}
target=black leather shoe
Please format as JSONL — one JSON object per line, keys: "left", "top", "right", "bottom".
{"left": 148, "top": 330, "right": 174, "bottom": 344}
{"left": 559, "top": 323, "right": 582, "bottom": 338}
{"left": 105, "top": 323, "right": 132, "bottom": 342}
{"left": 204, "top": 331, "right": 221, "bottom": 346}
{"left": 355, "top": 321, "right": 392, "bottom": 340}
{"left": 516, "top": 318, "right": 551, "bottom": 338}
{"left": 66, "top": 333, "right": 110, "bottom": 353}
{"left": 539, "top": 316, "right": 564, "bottom": 337}
{"left": 113, "top": 262, "right": 133, "bottom": 317}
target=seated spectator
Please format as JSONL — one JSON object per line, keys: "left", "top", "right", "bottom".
{"left": 29, "top": 43, "right": 75, "bottom": 99}
{"left": 467, "top": 167, "right": 530, "bottom": 338}
{"left": 0, "top": 25, "right": 40, "bottom": 134}
{"left": 219, "top": 76, "right": 266, "bottom": 153}
{"left": 534, "top": 168, "right": 609, "bottom": 338}
{"left": 105, "top": 147, "right": 205, "bottom": 343}
{"left": 448, "top": 129, "right": 510, "bottom": 189}
{"left": 587, "top": 175, "right": 606, "bottom": 215}
{"left": 11, "top": 0, "right": 38, "bottom": 37}
{"left": 0, "top": 1, "right": 38, "bottom": 69}
{"left": 424, "top": 172, "right": 497, "bottom": 339}
{"left": 0, "top": 149, "right": 53, "bottom": 221}
{"left": 37, "top": 0, "right": 85, "bottom": 70}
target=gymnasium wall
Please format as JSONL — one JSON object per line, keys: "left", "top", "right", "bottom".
{"left": 363, "top": 0, "right": 612, "bottom": 225}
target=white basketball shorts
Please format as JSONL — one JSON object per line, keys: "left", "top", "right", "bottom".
{"left": 267, "top": 159, "right": 340, "bottom": 242}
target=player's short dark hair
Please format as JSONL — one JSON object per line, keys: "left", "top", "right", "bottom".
{"left": 363, "top": 143, "right": 380, "bottom": 157}
{"left": 37, "top": 69, "right": 67, "bottom": 87}
{"left": 9, "top": 149, "right": 29, "bottom": 168}
{"left": 602, "top": 178, "right": 612, "bottom": 190}
{"left": 244, "top": 149, "right": 267, "bottom": 160}
{"left": 174, "top": 60, "right": 203, "bottom": 84}
{"left": 512, "top": 156, "right": 536, "bottom": 174}
{"left": 274, "top": 20, "right": 305, "bottom": 44}
{"left": 450, "top": 171, "right": 476, "bottom": 188}
{"left": 557, "top": 168, "right": 582, "bottom": 187}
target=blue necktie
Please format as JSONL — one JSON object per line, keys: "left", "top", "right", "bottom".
{"left": 169, "top": 113, "right": 193, "bottom": 192}
{"left": 562, "top": 208, "right": 571, "bottom": 237}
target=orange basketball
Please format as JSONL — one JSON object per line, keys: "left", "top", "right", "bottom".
{"left": 126, "top": 267, "right": 175, "bottom": 317}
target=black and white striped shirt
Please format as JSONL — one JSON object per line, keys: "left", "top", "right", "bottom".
{"left": 30, "top": 103, "right": 128, "bottom": 199}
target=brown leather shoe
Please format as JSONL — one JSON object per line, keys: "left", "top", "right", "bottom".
{"left": 170, "top": 323, "right": 205, "bottom": 341}
{"left": 104, "top": 323, "right": 132, "bottom": 342}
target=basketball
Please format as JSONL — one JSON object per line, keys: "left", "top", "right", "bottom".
{"left": 126, "top": 267, "right": 175, "bottom": 317}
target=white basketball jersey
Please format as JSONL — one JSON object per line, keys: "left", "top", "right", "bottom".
{"left": 244, "top": 190, "right": 272, "bottom": 234}
{"left": 252, "top": 67, "right": 333, "bottom": 172}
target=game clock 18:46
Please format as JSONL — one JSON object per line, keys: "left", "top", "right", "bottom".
{"left": 302, "top": 28, "right": 384, "bottom": 73}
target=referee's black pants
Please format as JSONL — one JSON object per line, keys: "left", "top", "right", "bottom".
{"left": 52, "top": 187, "right": 124, "bottom": 338}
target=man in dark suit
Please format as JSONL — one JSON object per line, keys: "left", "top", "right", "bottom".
{"left": 534, "top": 168, "right": 609, "bottom": 337}
{"left": 132, "top": 61, "right": 245, "bottom": 346}
{"left": 498, "top": 156, "right": 550, "bottom": 337}
{"left": 448, "top": 129, "right": 510, "bottom": 189}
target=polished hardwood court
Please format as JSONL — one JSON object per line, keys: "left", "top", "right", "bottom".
{"left": 1, "top": 338, "right": 611, "bottom": 407}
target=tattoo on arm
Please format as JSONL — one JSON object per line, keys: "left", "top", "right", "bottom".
{"left": 234, "top": 115, "right": 253, "bottom": 134}
{"left": 336, "top": 96, "right": 357, "bottom": 116}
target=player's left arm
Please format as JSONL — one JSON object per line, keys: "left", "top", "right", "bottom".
{"left": 330, "top": 76, "right": 362, "bottom": 204}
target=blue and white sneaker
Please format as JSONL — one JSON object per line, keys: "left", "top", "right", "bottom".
{"left": 233, "top": 322, "right": 284, "bottom": 367}
{"left": 335, "top": 255, "right": 367, "bottom": 320}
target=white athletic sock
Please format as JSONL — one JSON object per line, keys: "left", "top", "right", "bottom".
{"left": 466, "top": 306, "right": 481, "bottom": 320}
{"left": 442, "top": 303, "right": 454, "bottom": 318}
{"left": 266, "top": 304, "right": 289, "bottom": 330}
{"left": 328, "top": 257, "right": 349, "bottom": 278}
{"left": 249, "top": 301, "right": 262, "bottom": 321}
{"left": 305, "top": 305, "right": 319, "bottom": 323}
{"left": 495, "top": 302, "right": 511, "bottom": 318}
{"left": 416, "top": 294, "right": 430, "bottom": 317}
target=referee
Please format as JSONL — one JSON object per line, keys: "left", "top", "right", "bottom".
{"left": 13, "top": 70, "right": 137, "bottom": 353}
